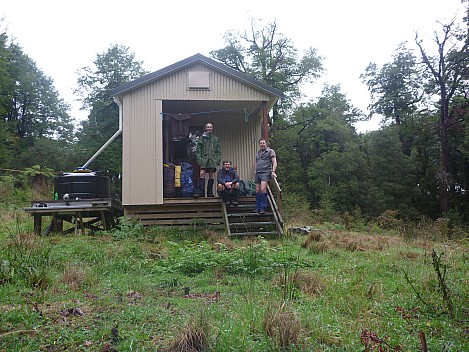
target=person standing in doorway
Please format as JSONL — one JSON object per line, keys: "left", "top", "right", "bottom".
{"left": 195, "top": 123, "right": 221, "bottom": 197}
{"left": 254, "top": 138, "right": 277, "bottom": 214}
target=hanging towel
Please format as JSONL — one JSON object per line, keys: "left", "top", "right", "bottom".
{"left": 166, "top": 113, "right": 192, "bottom": 138}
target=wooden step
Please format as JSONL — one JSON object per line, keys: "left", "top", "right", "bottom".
{"left": 221, "top": 190, "right": 283, "bottom": 237}
{"left": 227, "top": 211, "right": 272, "bottom": 217}
{"left": 229, "top": 231, "right": 280, "bottom": 236}
{"left": 225, "top": 203, "right": 254, "bottom": 209}
{"left": 229, "top": 221, "right": 275, "bottom": 226}
{"left": 230, "top": 224, "right": 276, "bottom": 231}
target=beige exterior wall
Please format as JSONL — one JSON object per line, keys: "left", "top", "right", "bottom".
{"left": 121, "top": 62, "right": 274, "bottom": 205}
{"left": 122, "top": 89, "right": 163, "bottom": 205}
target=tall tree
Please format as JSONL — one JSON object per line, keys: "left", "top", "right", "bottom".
{"left": 361, "top": 43, "right": 423, "bottom": 126}
{"left": 6, "top": 43, "right": 73, "bottom": 142}
{"left": 0, "top": 25, "right": 12, "bottom": 119}
{"left": 415, "top": 18, "right": 469, "bottom": 215}
{"left": 445, "top": 104, "right": 468, "bottom": 219}
{"left": 74, "top": 44, "right": 147, "bottom": 192}
{"left": 0, "top": 22, "right": 74, "bottom": 171}
{"left": 410, "top": 111, "right": 441, "bottom": 219}
{"left": 361, "top": 43, "right": 427, "bottom": 159}
{"left": 210, "top": 19, "right": 323, "bottom": 127}
{"left": 0, "top": 25, "right": 14, "bottom": 166}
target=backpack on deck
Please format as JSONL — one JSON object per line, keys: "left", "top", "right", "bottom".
{"left": 163, "top": 162, "right": 176, "bottom": 197}
{"left": 180, "top": 162, "right": 194, "bottom": 197}
{"left": 239, "top": 180, "right": 256, "bottom": 196}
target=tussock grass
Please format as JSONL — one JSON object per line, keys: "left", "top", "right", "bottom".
{"left": 168, "top": 312, "right": 211, "bottom": 352}
{"left": 59, "top": 265, "right": 93, "bottom": 291}
{"left": 263, "top": 303, "right": 301, "bottom": 349}
{"left": 294, "top": 270, "right": 325, "bottom": 296}
{"left": 303, "top": 230, "right": 409, "bottom": 252}
{"left": 327, "top": 232, "right": 401, "bottom": 251}
{"left": 273, "top": 270, "right": 325, "bottom": 296}
{"left": 303, "top": 239, "right": 329, "bottom": 254}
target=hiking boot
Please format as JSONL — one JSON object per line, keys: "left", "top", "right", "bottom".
{"left": 207, "top": 179, "right": 215, "bottom": 197}
{"left": 230, "top": 188, "right": 239, "bottom": 206}
{"left": 218, "top": 190, "right": 228, "bottom": 203}
{"left": 198, "top": 178, "right": 206, "bottom": 198}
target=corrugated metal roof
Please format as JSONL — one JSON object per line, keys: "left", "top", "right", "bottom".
{"left": 110, "top": 53, "right": 285, "bottom": 99}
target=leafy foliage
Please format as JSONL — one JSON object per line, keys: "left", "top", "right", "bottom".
{"left": 160, "top": 239, "right": 283, "bottom": 277}
{"left": 273, "top": 84, "right": 367, "bottom": 217}
{"left": 0, "top": 23, "right": 74, "bottom": 173}
{"left": 361, "top": 43, "right": 424, "bottom": 127}
{"left": 364, "top": 126, "right": 420, "bottom": 218}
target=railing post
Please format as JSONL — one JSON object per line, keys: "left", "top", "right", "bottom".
{"left": 270, "top": 177, "right": 282, "bottom": 212}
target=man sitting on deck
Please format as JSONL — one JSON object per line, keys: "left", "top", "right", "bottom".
{"left": 217, "top": 161, "right": 240, "bottom": 206}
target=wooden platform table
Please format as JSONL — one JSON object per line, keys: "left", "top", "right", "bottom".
{"left": 23, "top": 198, "right": 122, "bottom": 236}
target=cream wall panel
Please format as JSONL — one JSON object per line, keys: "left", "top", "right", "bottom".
{"left": 122, "top": 87, "right": 163, "bottom": 205}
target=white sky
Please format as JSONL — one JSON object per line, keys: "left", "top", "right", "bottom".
{"left": 1, "top": 0, "right": 465, "bottom": 132}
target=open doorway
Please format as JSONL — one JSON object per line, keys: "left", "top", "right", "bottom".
{"left": 162, "top": 115, "right": 203, "bottom": 198}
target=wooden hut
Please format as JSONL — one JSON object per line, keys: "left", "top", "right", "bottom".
{"left": 110, "top": 53, "right": 284, "bottom": 235}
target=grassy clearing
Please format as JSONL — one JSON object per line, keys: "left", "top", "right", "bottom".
{"left": 0, "top": 214, "right": 468, "bottom": 351}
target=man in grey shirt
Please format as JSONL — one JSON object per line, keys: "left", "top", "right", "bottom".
{"left": 254, "top": 138, "right": 277, "bottom": 214}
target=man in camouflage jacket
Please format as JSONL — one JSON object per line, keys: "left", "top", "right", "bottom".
{"left": 195, "top": 123, "right": 221, "bottom": 197}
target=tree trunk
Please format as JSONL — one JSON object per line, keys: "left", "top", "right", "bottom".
{"left": 439, "top": 89, "right": 450, "bottom": 215}
{"left": 439, "top": 120, "right": 449, "bottom": 215}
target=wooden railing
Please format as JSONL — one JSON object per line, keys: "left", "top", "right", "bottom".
{"left": 269, "top": 176, "right": 282, "bottom": 211}
{"left": 267, "top": 176, "right": 284, "bottom": 234}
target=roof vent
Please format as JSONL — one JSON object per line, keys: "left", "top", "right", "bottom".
{"left": 188, "top": 71, "right": 210, "bottom": 89}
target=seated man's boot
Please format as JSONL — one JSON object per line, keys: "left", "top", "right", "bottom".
{"left": 218, "top": 190, "right": 229, "bottom": 203}
{"left": 230, "top": 188, "right": 239, "bottom": 206}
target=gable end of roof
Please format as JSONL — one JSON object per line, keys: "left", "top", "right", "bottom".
{"left": 110, "top": 53, "right": 285, "bottom": 98}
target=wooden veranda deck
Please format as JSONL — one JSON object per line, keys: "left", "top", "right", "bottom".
{"left": 24, "top": 182, "right": 284, "bottom": 237}
{"left": 125, "top": 182, "right": 284, "bottom": 236}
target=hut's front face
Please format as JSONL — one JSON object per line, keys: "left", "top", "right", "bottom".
{"left": 118, "top": 62, "right": 275, "bottom": 206}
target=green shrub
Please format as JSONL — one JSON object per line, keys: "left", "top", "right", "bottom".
{"left": 376, "top": 209, "right": 404, "bottom": 230}
{"left": 0, "top": 175, "right": 16, "bottom": 203}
